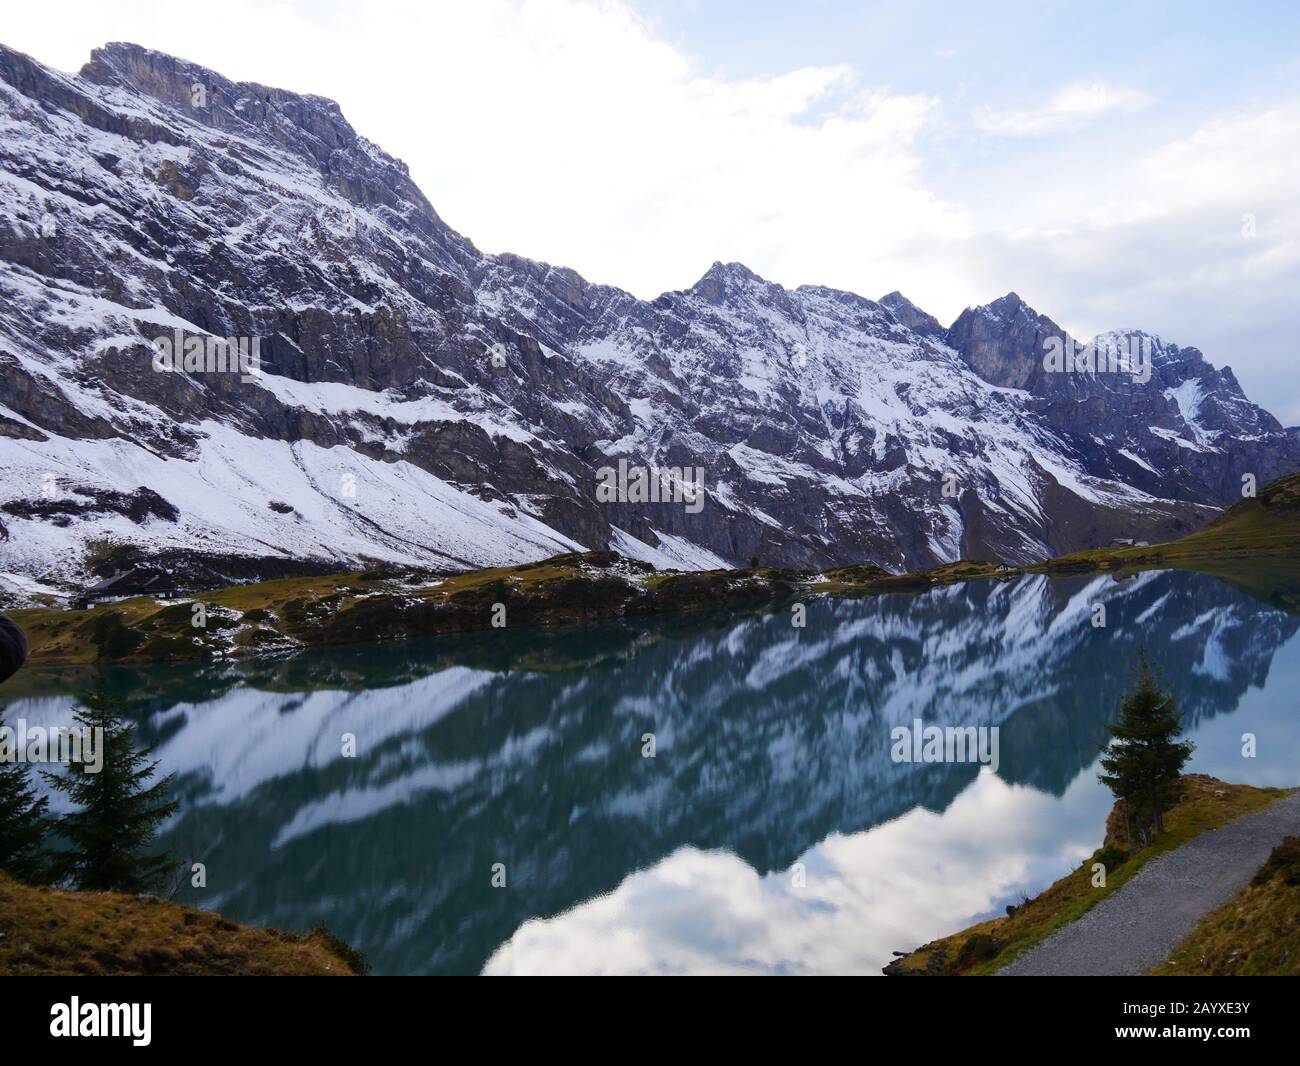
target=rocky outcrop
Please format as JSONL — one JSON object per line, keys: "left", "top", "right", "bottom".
{"left": 946, "top": 291, "right": 1062, "bottom": 389}
{"left": 880, "top": 290, "right": 946, "bottom": 339}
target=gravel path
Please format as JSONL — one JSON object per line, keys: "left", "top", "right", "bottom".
{"left": 999, "top": 792, "right": 1300, "bottom": 976}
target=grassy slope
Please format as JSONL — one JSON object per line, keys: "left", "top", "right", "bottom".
{"left": 1032, "top": 471, "right": 1300, "bottom": 573}
{"left": 0, "top": 871, "right": 359, "bottom": 976}
{"left": 886, "top": 775, "right": 1294, "bottom": 976}
{"left": 11, "top": 473, "right": 1300, "bottom": 667}
{"left": 1153, "top": 835, "right": 1300, "bottom": 976}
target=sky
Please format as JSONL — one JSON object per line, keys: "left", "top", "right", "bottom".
{"left": 5, "top": 0, "right": 1300, "bottom": 421}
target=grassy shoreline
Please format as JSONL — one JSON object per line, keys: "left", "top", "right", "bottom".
{"left": 11, "top": 473, "right": 1300, "bottom": 668}
{"left": 9, "top": 553, "right": 1021, "bottom": 667}
{"left": 0, "top": 871, "right": 361, "bottom": 976}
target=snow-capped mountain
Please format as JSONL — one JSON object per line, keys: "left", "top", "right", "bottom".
{"left": 2, "top": 42, "right": 1297, "bottom": 595}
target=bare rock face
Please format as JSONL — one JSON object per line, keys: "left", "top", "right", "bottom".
{"left": 879, "top": 291, "right": 946, "bottom": 340}
{"left": 0, "top": 41, "right": 1297, "bottom": 595}
{"left": 944, "top": 303, "right": 1292, "bottom": 507}
{"left": 946, "top": 292, "right": 1061, "bottom": 390}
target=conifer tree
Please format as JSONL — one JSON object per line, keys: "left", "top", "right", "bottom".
{"left": 1098, "top": 652, "right": 1194, "bottom": 841}
{"left": 44, "top": 677, "right": 179, "bottom": 893}
{"left": 0, "top": 716, "right": 54, "bottom": 883}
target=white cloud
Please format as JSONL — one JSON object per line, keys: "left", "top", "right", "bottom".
{"left": 932, "top": 103, "right": 1300, "bottom": 420}
{"left": 482, "top": 770, "right": 1112, "bottom": 975}
{"left": 0, "top": 0, "right": 967, "bottom": 301}
{"left": 3, "top": 1, "right": 1298, "bottom": 420}
{"left": 974, "top": 80, "right": 1152, "bottom": 137}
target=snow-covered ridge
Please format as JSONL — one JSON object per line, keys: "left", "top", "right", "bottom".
{"left": 0, "top": 41, "right": 1296, "bottom": 598}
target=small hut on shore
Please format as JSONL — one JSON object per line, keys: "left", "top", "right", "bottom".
{"left": 75, "top": 568, "right": 186, "bottom": 610}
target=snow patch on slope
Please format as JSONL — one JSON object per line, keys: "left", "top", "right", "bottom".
{"left": 610, "top": 527, "right": 732, "bottom": 571}
{"left": 0, "top": 422, "right": 583, "bottom": 583}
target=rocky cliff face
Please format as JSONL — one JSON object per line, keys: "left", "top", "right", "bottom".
{"left": 946, "top": 295, "right": 1293, "bottom": 505}
{"left": 1, "top": 42, "right": 1297, "bottom": 597}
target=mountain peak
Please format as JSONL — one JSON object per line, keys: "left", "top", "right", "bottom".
{"left": 78, "top": 42, "right": 383, "bottom": 176}
{"left": 946, "top": 292, "right": 1064, "bottom": 389}
{"left": 984, "top": 291, "right": 1031, "bottom": 316}
{"left": 698, "top": 260, "right": 763, "bottom": 283}
{"left": 689, "top": 260, "right": 773, "bottom": 304}
{"left": 879, "top": 291, "right": 945, "bottom": 338}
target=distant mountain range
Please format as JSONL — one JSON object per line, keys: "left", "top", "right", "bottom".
{"left": 2, "top": 42, "right": 1297, "bottom": 598}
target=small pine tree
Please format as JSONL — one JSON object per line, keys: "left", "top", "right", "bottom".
{"left": 44, "top": 677, "right": 179, "bottom": 893}
{"left": 1098, "top": 652, "right": 1194, "bottom": 842}
{"left": 0, "top": 717, "right": 54, "bottom": 883}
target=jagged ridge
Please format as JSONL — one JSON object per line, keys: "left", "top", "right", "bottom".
{"left": 1, "top": 41, "right": 1297, "bottom": 598}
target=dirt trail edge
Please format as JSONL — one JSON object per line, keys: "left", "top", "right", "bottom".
{"left": 1000, "top": 792, "right": 1300, "bottom": 976}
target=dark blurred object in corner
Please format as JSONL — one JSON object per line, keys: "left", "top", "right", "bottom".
{"left": 0, "top": 614, "right": 28, "bottom": 684}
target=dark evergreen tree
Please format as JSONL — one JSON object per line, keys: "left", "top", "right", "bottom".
{"left": 44, "top": 677, "right": 179, "bottom": 893}
{"left": 1098, "top": 652, "right": 1194, "bottom": 841}
{"left": 0, "top": 717, "right": 54, "bottom": 883}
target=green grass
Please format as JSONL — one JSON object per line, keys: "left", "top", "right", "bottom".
{"left": 1032, "top": 472, "right": 1300, "bottom": 574}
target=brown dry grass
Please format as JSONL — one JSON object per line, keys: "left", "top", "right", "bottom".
{"left": 0, "top": 872, "right": 358, "bottom": 976}
{"left": 1153, "top": 835, "right": 1300, "bottom": 975}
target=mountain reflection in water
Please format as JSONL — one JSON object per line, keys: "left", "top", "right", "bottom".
{"left": 6, "top": 565, "right": 1300, "bottom": 974}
